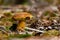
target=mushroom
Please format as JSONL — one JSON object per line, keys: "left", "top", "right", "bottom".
{"left": 13, "top": 12, "right": 33, "bottom": 31}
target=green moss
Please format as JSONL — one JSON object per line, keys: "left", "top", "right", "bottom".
{"left": 50, "top": 13, "right": 57, "bottom": 17}
{"left": 44, "top": 11, "right": 50, "bottom": 16}
{"left": 44, "top": 30, "right": 59, "bottom": 36}
{"left": 9, "top": 34, "right": 32, "bottom": 38}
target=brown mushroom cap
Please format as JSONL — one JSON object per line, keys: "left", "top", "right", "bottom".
{"left": 13, "top": 12, "right": 33, "bottom": 20}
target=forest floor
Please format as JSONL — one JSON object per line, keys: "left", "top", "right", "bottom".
{"left": 11, "top": 36, "right": 59, "bottom": 40}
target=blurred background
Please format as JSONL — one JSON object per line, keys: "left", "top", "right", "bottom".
{"left": 0, "top": 0, "right": 60, "bottom": 5}
{"left": 0, "top": 0, "right": 60, "bottom": 40}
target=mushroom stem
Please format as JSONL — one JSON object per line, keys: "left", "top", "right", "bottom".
{"left": 17, "top": 21, "right": 26, "bottom": 31}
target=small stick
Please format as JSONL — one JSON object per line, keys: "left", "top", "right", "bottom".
{"left": 25, "top": 27, "right": 44, "bottom": 33}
